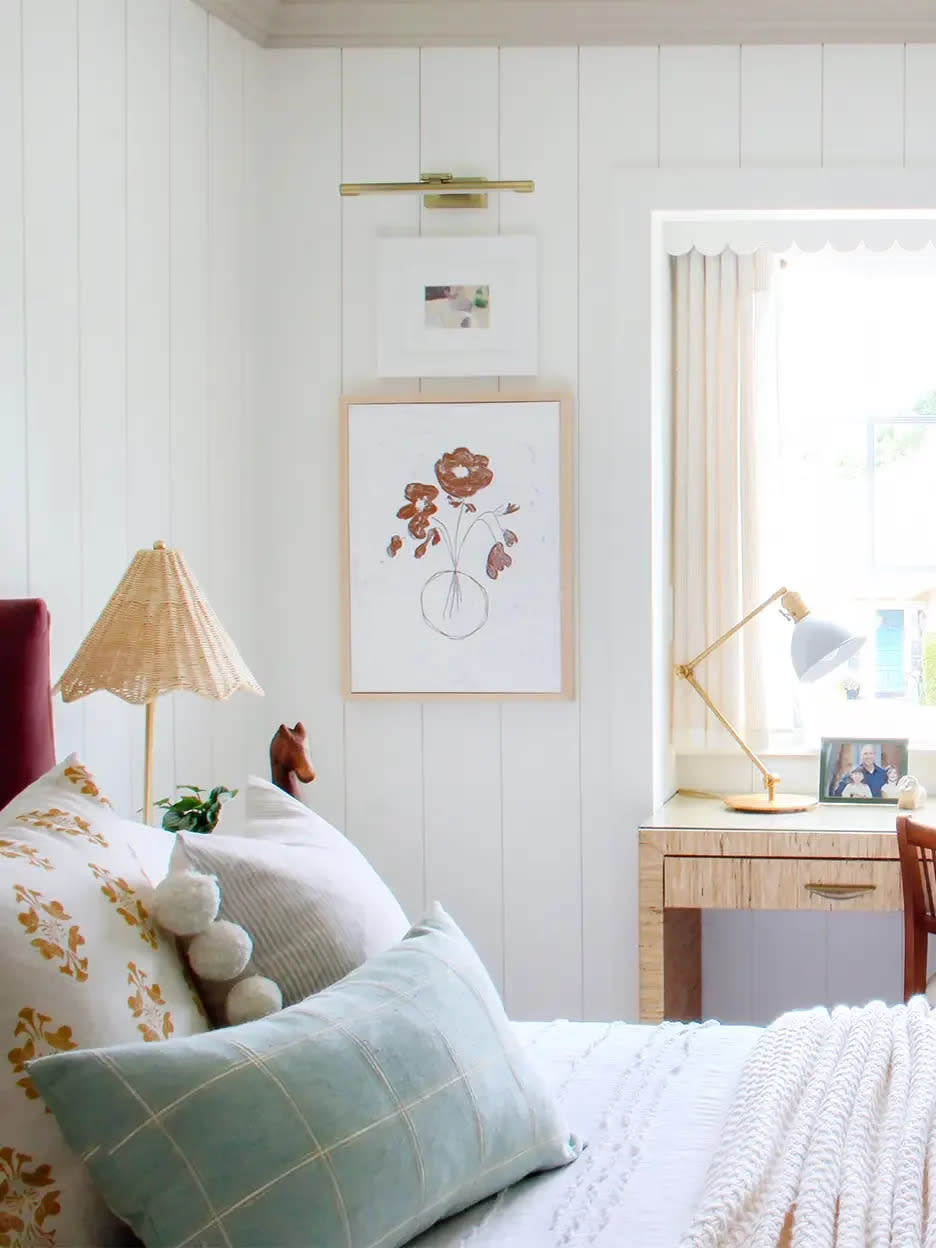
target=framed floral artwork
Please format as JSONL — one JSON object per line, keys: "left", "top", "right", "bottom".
{"left": 342, "top": 394, "right": 573, "bottom": 698}
{"left": 376, "top": 235, "right": 538, "bottom": 377}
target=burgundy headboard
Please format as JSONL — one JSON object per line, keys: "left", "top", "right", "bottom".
{"left": 0, "top": 599, "right": 56, "bottom": 810}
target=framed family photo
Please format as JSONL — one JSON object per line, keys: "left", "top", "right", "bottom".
{"left": 818, "top": 737, "right": 909, "bottom": 804}
{"left": 376, "top": 235, "right": 538, "bottom": 378}
{"left": 341, "top": 393, "right": 573, "bottom": 698}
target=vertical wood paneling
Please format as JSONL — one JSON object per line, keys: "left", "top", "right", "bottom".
{"left": 207, "top": 17, "right": 250, "bottom": 799}
{"left": 702, "top": 912, "right": 755, "bottom": 1023}
{"left": 500, "top": 47, "right": 582, "bottom": 1020}
{"left": 660, "top": 46, "right": 741, "bottom": 167}
{"left": 342, "top": 49, "right": 425, "bottom": 922}
{"left": 77, "top": 0, "right": 132, "bottom": 810}
{"left": 170, "top": 0, "right": 212, "bottom": 795}
{"left": 126, "top": 0, "right": 173, "bottom": 811}
{"left": 12, "top": 23, "right": 934, "bottom": 1023}
{"left": 0, "top": 0, "right": 28, "bottom": 598}
{"left": 740, "top": 46, "right": 822, "bottom": 166}
{"left": 905, "top": 45, "right": 936, "bottom": 166}
{"left": 579, "top": 46, "right": 658, "bottom": 168}
{"left": 241, "top": 39, "right": 270, "bottom": 783}
{"left": 418, "top": 47, "right": 504, "bottom": 989}
{"left": 579, "top": 46, "right": 658, "bottom": 1020}
{"left": 750, "top": 912, "right": 829, "bottom": 1025}
{"left": 9, "top": 1, "right": 254, "bottom": 824}
{"left": 22, "top": 0, "right": 84, "bottom": 761}
{"left": 822, "top": 45, "right": 905, "bottom": 166}
{"left": 826, "top": 913, "right": 902, "bottom": 1008}
{"left": 254, "top": 47, "right": 344, "bottom": 825}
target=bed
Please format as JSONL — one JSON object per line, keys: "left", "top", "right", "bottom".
{"left": 0, "top": 596, "right": 762, "bottom": 1246}
{"left": 5, "top": 597, "right": 929, "bottom": 1247}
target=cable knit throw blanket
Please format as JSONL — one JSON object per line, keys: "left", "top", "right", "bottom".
{"left": 681, "top": 997, "right": 936, "bottom": 1248}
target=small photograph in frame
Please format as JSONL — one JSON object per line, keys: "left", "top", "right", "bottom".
{"left": 376, "top": 235, "right": 538, "bottom": 378}
{"left": 818, "top": 737, "right": 909, "bottom": 804}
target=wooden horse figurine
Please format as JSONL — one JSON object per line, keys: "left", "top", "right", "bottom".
{"left": 269, "top": 722, "right": 316, "bottom": 799}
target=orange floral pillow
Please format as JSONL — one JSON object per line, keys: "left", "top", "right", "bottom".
{"left": 0, "top": 756, "right": 207, "bottom": 1247}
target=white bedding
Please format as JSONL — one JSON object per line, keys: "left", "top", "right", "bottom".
{"left": 412, "top": 1018, "right": 760, "bottom": 1248}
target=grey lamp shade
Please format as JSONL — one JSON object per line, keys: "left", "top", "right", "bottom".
{"left": 790, "top": 614, "right": 866, "bottom": 683}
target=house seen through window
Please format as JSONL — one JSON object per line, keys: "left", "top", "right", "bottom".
{"left": 765, "top": 247, "right": 936, "bottom": 748}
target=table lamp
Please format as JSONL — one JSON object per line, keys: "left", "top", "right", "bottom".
{"left": 55, "top": 541, "right": 263, "bottom": 824}
{"left": 675, "top": 587, "right": 865, "bottom": 812}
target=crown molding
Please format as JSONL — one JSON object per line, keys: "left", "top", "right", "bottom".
{"left": 194, "top": 0, "right": 936, "bottom": 48}
{"left": 192, "top": 0, "right": 277, "bottom": 44}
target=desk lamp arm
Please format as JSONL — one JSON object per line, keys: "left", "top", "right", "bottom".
{"left": 674, "top": 585, "right": 809, "bottom": 802}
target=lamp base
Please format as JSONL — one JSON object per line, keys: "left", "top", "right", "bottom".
{"left": 723, "top": 792, "right": 818, "bottom": 814}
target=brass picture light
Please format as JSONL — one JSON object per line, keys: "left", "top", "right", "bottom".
{"left": 338, "top": 172, "right": 534, "bottom": 210}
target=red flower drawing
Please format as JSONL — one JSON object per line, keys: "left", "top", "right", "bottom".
{"left": 397, "top": 482, "right": 439, "bottom": 539}
{"left": 434, "top": 448, "right": 494, "bottom": 500}
{"left": 486, "top": 542, "right": 513, "bottom": 579}
{"left": 385, "top": 448, "right": 519, "bottom": 640}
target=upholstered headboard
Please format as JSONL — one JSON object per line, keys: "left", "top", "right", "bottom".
{"left": 0, "top": 599, "right": 56, "bottom": 810}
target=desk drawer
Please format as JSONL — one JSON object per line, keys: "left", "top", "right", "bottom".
{"left": 664, "top": 855, "right": 901, "bottom": 911}
{"left": 748, "top": 857, "right": 901, "bottom": 911}
{"left": 665, "top": 857, "right": 749, "bottom": 908}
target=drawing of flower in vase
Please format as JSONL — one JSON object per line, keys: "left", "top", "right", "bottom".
{"left": 387, "top": 447, "right": 519, "bottom": 640}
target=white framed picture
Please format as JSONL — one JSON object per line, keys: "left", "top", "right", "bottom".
{"left": 341, "top": 393, "right": 573, "bottom": 698}
{"left": 376, "top": 235, "right": 538, "bottom": 378}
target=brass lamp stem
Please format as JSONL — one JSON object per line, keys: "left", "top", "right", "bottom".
{"left": 675, "top": 664, "right": 781, "bottom": 798}
{"left": 682, "top": 586, "right": 788, "bottom": 672}
{"left": 675, "top": 584, "right": 807, "bottom": 799}
{"left": 674, "top": 585, "right": 821, "bottom": 813}
{"left": 143, "top": 699, "right": 156, "bottom": 825}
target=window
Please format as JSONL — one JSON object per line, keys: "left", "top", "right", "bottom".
{"left": 764, "top": 248, "right": 936, "bottom": 747}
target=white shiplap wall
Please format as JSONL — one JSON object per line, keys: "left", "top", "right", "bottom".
{"left": 252, "top": 41, "right": 936, "bottom": 1024}
{"left": 0, "top": 0, "right": 259, "bottom": 823}
{"left": 6, "top": 19, "right": 934, "bottom": 1023}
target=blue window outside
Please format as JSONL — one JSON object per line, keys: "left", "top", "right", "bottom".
{"left": 875, "top": 608, "right": 905, "bottom": 697}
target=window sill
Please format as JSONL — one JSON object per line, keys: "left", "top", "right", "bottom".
{"left": 675, "top": 746, "right": 936, "bottom": 797}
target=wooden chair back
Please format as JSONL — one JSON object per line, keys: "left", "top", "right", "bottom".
{"left": 896, "top": 814, "right": 936, "bottom": 999}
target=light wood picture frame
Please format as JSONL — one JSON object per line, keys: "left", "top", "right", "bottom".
{"left": 341, "top": 393, "right": 574, "bottom": 699}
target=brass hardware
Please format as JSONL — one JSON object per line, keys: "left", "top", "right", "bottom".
{"left": 805, "top": 882, "right": 877, "bottom": 901}
{"left": 338, "top": 172, "right": 534, "bottom": 210}
{"left": 424, "top": 191, "right": 489, "bottom": 211}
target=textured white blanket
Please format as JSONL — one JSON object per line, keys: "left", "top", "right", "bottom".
{"left": 681, "top": 997, "right": 936, "bottom": 1248}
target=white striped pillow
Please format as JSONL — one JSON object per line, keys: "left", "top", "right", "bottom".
{"left": 172, "top": 777, "right": 409, "bottom": 1024}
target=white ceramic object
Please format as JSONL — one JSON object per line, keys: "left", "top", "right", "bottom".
{"left": 897, "top": 776, "right": 928, "bottom": 811}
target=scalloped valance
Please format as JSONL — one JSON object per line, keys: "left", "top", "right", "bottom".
{"left": 662, "top": 215, "right": 936, "bottom": 256}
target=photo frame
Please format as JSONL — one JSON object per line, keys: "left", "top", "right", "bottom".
{"left": 342, "top": 393, "right": 573, "bottom": 698}
{"left": 376, "top": 235, "right": 538, "bottom": 378}
{"left": 818, "top": 737, "right": 910, "bottom": 804}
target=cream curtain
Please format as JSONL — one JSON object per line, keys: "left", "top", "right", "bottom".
{"left": 671, "top": 248, "right": 778, "bottom": 752}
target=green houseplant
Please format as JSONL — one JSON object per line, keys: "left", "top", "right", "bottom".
{"left": 154, "top": 785, "right": 238, "bottom": 834}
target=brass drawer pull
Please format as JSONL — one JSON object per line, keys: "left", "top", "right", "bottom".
{"left": 805, "top": 882, "right": 877, "bottom": 901}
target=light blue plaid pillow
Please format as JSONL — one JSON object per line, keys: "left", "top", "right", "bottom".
{"left": 29, "top": 903, "right": 581, "bottom": 1248}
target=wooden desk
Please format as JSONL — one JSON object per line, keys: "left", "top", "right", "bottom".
{"left": 638, "top": 794, "right": 913, "bottom": 1023}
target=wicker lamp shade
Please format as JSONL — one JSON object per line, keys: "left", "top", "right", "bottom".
{"left": 56, "top": 542, "right": 262, "bottom": 704}
{"left": 56, "top": 541, "right": 262, "bottom": 823}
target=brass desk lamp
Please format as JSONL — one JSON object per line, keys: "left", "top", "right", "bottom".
{"left": 676, "top": 588, "right": 865, "bottom": 813}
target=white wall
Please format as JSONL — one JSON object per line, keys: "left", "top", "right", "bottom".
{"left": 251, "top": 41, "right": 936, "bottom": 1024}
{"left": 0, "top": 0, "right": 261, "bottom": 822}
{"left": 6, "top": 21, "right": 934, "bottom": 1023}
